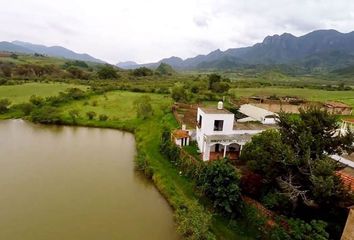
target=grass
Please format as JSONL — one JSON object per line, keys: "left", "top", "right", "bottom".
{"left": 0, "top": 82, "right": 88, "bottom": 105}
{"left": 230, "top": 87, "right": 354, "bottom": 108}
{"left": 61, "top": 91, "right": 170, "bottom": 122}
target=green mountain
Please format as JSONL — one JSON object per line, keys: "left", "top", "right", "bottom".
{"left": 0, "top": 41, "right": 104, "bottom": 63}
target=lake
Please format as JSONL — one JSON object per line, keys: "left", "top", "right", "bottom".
{"left": 0, "top": 120, "right": 179, "bottom": 240}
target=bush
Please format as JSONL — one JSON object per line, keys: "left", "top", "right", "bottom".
{"left": 66, "top": 88, "right": 86, "bottom": 99}
{"left": 132, "top": 67, "right": 154, "bottom": 77}
{"left": 268, "top": 218, "right": 329, "bottom": 240}
{"left": 175, "top": 200, "right": 216, "bottom": 240}
{"left": 13, "top": 102, "right": 34, "bottom": 115}
{"left": 30, "top": 106, "right": 62, "bottom": 124}
{"left": 198, "top": 159, "right": 243, "bottom": 217}
{"left": 86, "top": 111, "right": 96, "bottom": 120}
{"left": 99, "top": 114, "right": 109, "bottom": 121}
{"left": 69, "top": 109, "right": 80, "bottom": 124}
{"left": 171, "top": 83, "right": 189, "bottom": 102}
{"left": 134, "top": 95, "right": 153, "bottom": 119}
{"left": 0, "top": 98, "right": 11, "bottom": 113}
{"left": 97, "top": 65, "right": 119, "bottom": 79}
{"left": 29, "top": 95, "right": 45, "bottom": 106}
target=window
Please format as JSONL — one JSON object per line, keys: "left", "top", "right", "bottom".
{"left": 198, "top": 115, "right": 202, "bottom": 128}
{"left": 214, "top": 120, "right": 223, "bottom": 131}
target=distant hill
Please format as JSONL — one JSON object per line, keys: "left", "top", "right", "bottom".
{"left": 0, "top": 41, "right": 34, "bottom": 54}
{"left": 116, "top": 61, "right": 139, "bottom": 69}
{"left": 129, "top": 29, "right": 354, "bottom": 72}
{"left": 0, "top": 41, "right": 105, "bottom": 63}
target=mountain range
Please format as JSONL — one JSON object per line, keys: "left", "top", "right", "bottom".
{"left": 118, "top": 29, "right": 354, "bottom": 72}
{"left": 0, "top": 41, "right": 104, "bottom": 63}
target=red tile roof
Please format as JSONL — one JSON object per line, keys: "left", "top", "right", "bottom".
{"left": 337, "top": 171, "right": 354, "bottom": 192}
{"left": 172, "top": 129, "right": 189, "bottom": 139}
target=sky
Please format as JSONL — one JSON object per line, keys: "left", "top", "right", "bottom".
{"left": 1, "top": 0, "right": 354, "bottom": 64}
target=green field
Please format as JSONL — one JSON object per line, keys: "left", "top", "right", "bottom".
{"left": 60, "top": 91, "right": 171, "bottom": 122}
{"left": 0, "top": 82, "right": 88, "bottom": 104}
{"left": 230, "top": 87, "right": 354, "bottom": 108}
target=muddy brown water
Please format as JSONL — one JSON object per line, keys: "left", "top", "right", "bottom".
{"left": 0, "top": 120, "right": 179, "bottom": 240}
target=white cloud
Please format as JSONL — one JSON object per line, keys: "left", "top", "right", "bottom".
{"left": 0, "top": 0, "right": 354, "bottom": 63}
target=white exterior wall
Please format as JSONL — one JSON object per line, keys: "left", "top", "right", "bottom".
{"left": 196, "top": 108, "right": 235, "bottom": 151}
{"left": 196, "top": 107, "right": 265, "bottom": 161}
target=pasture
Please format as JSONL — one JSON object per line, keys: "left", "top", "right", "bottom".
{"left": 230, "top": 87, "right": 354, "bottom": 108}
{"left": 0, "top": 82, "right": 88, "bottom": 104}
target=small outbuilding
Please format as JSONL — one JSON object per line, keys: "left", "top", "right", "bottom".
{"left": 172, "top": 126, "right": 190, "bottom": 147}
{"left": 238, "top": 104, "right": 278, "bottom": 124}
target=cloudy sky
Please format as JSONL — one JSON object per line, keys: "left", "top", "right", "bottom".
{"left": 1, "top": 0, "right": 354, "bottom": 63}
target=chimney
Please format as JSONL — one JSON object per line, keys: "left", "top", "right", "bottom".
{"left": 217, "top": 101, "right": 223, "bottom": 110}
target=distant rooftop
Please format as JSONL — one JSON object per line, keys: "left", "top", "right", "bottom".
{"left": 199, "top": 107, "right": 232, "bottom": 114}
{"left": 325, "top": 101, "right": 352, "bottom": 108}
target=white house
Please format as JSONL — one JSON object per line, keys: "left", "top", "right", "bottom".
{"left": 196, "top": 102, "right": 262, "bottom": 161}
{"left": 238, "top": 104, "right": 277, "bottom": 124}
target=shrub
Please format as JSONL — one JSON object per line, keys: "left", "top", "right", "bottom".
{"left": 69, "top": 109, "right": 80, "bottom": 124}
{"left": 175, "top": 200, "right": 216, "bottom": 240}
{"left": 29, "top": 95, "right": 45, "bottom": 106}
{"left": 13, "top": 102, "right": 34, "bottom": 115}
{"left": 198, "top": 159, "right": 243, "bottom": 217}
{"left": 99, "top": 114, "right": 109, "bottom": 121}
{"left": 97, "top": 65, "right": 119, "bottom": 79}
{"left": 132, "top": 67, "right": 154, "bottom": 77}
{"left": 86, "top": 111, "right": 96, "bottom": 120}
{"left": 66, "top": 88, "right": 86, "bottom": 99}
{"left": 30, "top": 106, "right": 62, "bottom": 124}
{"left": 134, "top": 95, "right": 153, "bottom": 119}
{"left": 0, "top": 98, "right": 11, "bottom": 113}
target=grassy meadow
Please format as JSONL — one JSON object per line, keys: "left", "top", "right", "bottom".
{"left": 230, "top": 87, "right": 354, "bottom": 108}
{"left": 60, "top": 91, "right": 171, "bottom": 122}
{"left": 0, "top": 82, "right": 88, "bottom": 104}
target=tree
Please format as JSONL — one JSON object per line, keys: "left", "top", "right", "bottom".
{"left": 278, "top": 107, "right": 354, "bottom": 159}
{"left": 97, "top": 65, "right": 119, "bottom": 79}
{"left": 67, "top": 66, "right": 87, "bottom": 79}
{"left": 69, "top": 109, "right": 80, "bottom": 124}
{"left": 0, "top": 98, "right": 11, "bottom": 113}
{"left": 171, "top": 83, "right": 188, "bottom": 102}
{"left": 208, "top": 74, "right": 221, "bottom": 90}
{"left": 134, "top": 95, "right": 153, "bottom": 119}
{"left": 86, "top": 111, "right": 97, "bottom": 120}
{"left": 198, "top": 159, "right": 242, "bottom": 216}
{"left": 1, "top": 65, "right": 12, "bottom": 77}
{"left": 240, "top": 129, "right": 295, "bottom": 186}
{"left": 131, "top": 67, "right": 154, "bottom": 77}
{"left": 155, "top": 63, "right": 176, "bottom": 75}
{"left": 207, "top": 74, "right": 229, "bottom": 93}
{"left": 241, "top": 108, "right": 354, "bottom": 214}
